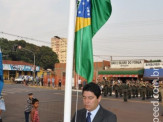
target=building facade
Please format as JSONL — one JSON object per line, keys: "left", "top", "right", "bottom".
{"left": 98, "top": 59, "right": 145, "bottom": 82}
{"left": 51, "top": 36, "right": 67, "bottom": 63}
{"left": 54, "top": 60, "right": 110, "bottom": 87}
{"left": 143, "top": 62, "right": 163, "bottom": 80}
{"left": 3, "top": 60, "right": 40, "bottom": 80}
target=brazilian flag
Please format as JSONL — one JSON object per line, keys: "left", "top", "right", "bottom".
{"left": 75, "top": 0, "right": 112, "bottom": 83}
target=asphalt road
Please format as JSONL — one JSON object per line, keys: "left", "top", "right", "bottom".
{"left": 1, "top": 84, "right": 163, "bottom": 122}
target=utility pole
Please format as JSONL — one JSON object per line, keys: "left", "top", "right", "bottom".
{"left": 14, "top": 45, "right": 36, "bottom": 78}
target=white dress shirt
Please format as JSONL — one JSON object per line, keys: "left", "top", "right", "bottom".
{"left": 86, "top": 105, "right": 100, "bottom": 122}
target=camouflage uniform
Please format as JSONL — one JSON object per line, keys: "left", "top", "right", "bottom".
{"left": 127, "top": 83, "right": 132, "bottom": 99}
{"left": 118, "top": 83, "right": 123, "bottom": 97}
{"left": 132, "top": 83, "right": 136, "bottom": 98}
{"left": 122, "top": 83, "right": 128, "bottom": 102}
{"left": 135, "top": 83, "right": 139, "bottom": 98}
{"left": 108, "top": 81, "right": 113, "bottom": 96}
{"left": 139, "top": 81, "right": 143, "bottom": 97}
{"left": 103, "top": 84, "right": 109, "bottom": 97}
{"left": 141, "top": 83, "right": 146, "bottom": 100}
{"left": 146, "top": 83, "right": 150, "bottom": 99}
{"left": 113, "top": 82, "right": 119, "bottom": 98}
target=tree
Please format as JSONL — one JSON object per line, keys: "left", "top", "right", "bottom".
{"left": 0, "top": 38, "right": 59, "bottom": 70}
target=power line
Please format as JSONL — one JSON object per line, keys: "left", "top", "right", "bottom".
{"left": 0, "top": 31, "right": 50, "bottom": 44}
{"left": 94, "top": 55, "right": 163, "bottom": 57}
{"left": 93, "top": 55, "right": 163, "bottom": 61}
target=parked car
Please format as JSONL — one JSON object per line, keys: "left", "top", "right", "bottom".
{"left": 14, "top": 76, "right": 24, "bottom": 84}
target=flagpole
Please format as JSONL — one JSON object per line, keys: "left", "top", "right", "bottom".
{"left": 63, "top": 0, "right": 76, "bottom": 122}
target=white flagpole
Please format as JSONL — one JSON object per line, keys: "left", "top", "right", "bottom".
{"left": 63, "top": 0, "right": 76, "bottom": 122}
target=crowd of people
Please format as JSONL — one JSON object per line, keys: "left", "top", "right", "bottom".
{"left": 21, "top": 76, "right": 62, "bottom": 89}
{"left": 22, "top": 76, "right": 44, "bottom": 86}
{"left": 97, "top": 79, "right": 163, "bottom": 102}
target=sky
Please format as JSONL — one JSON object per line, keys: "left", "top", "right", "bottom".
{"left": 0, "top": 0, "right": 163, "bottom": 61}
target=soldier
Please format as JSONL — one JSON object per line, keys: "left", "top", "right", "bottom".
{"left": 97, "top": 82, "right": 102, "bottom": 92}
{"left": 118, "top": 82, "right": 123, "bottom": 97}
{"left": 159, "top": 82, "right": 163, "bottom": 116}
{"left": 103, "top": 84, "right": 109, "bottom": 97}
{"left": 122, "top": 82, "right": 128, "bottom": 102}
{"left": 108, "top": 80, "right": 113, "bottom": 96}
{"left": 141, "top": 82, "right": 146, "bottom": 100}
{"left": 113, "top": 81, "right": 119, "bottom": 98}
{"left": 139, "top": 81, "right": 143, "bottom": 97}
{"left": 127, "top": 83, "right": 132, "bottom": 99}
{"left": 146, "top": 82, "right": 150, "bottom": 99}
{"left": 148, "top": 83, "right": 153, "bottom": 98}
{"left": 159, "top": 85, "right": 162, "bottom": 102}
{"left": 135, "top": 83, "right": 139, "bottom": 98}
{"left": 131, "top": 83, "right": 136, "bottom": 98}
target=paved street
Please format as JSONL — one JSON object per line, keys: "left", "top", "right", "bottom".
{"left": 1, "top": 84, "right": 163, "bottom": 122}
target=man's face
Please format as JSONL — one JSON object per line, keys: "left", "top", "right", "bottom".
{"left": 82, "top": 91, "right": 101, "bottom": 111}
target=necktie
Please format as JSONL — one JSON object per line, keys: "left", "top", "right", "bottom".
{"left": 86, "top": 112, "right": 91, "bottom": 122}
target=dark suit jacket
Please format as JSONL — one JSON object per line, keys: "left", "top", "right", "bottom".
{"left": 71, "top": 105, "right": 117, "bottom": 122}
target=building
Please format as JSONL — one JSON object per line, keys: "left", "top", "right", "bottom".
{"left": 51, "top": 36, "right": 67, "bottom": 63}
{"left": 143, "top": 62, "right": 163, "bottom": 81}
{"left": 98, "top": 59, "right": 146, "bottom": 82}
{"left": 3, "top": 60, "right": 40, "bottom": 80}
{"left": 54, "top": 60, "right": 110, "bottom": 87}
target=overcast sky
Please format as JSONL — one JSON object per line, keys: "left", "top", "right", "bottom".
{"left": 0, "top": 0, "right": 163, "bottom": 61}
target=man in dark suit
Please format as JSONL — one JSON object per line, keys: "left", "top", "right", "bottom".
{"left": 72, "top": 82, "right": 117, "bottom": 122}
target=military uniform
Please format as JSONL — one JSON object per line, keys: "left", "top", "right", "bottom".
{"left": 146, "top": 83, "right": 150, "bottom": 99}
{"left": 122, "top": 83, "right": 128, "bottom": 102}
{"left": 135, "top": 83, "right": 139, "bottom": 98}
{"left": 108, "top": 81, "right": 113, "bottom": 96}
{"left": 141, "top": 83, "right": 146, "bottom": 100}
{"left": 103, "top": 84, "right": 109, "bottom": 97}
{"left": 127, "top": 83, "right": 132, "bottom": 99}
{"left": 139, "top": 81, "right": 143, "bottom": 97}
{"left": 159, "top": 84, "right": 163, "bottom": 115}
{"left": 159, "top": 86, "right": 162, "bottom": 102}
{"left": 113, "top": 82, "right": 119, "bottom": 98}
{"left": 118, "top": 83, "right": 123, "bottom": 97}
{"left": 148, "top": 83, "right": 153, "bottom": 98}
{"left": 132, "top": 83, "right": 136, "bottom": 98}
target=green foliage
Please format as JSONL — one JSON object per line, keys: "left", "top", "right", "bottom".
{"left": 0, "top": 38, "right": 59, "bottom": 70}
{"left": 149, "top": 60, "right": 161, "bottom": 62}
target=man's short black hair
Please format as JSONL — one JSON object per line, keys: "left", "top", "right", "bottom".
{"left": 32, "top": 98, "right": 39, "bottom": 104}
{"left": 82, "top": 82, "right": 101, "bottom": 98}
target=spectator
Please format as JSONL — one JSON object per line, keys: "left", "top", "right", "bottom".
{"left": 41, "top": 77, "right": 44, "bottom": 86}
{"left": 36, "top": 76, "right": 39, "bottom": 86}
{"left": 52, "top": 77, "right": 55, "bottom": 88}
{"left": 78, "top": 78, "right": 82, "bottom": 90}
{"left": 48, "top": 78, "right": 50, "bottom": 87}
{"left": 0, "top": 95, "right": 5, "bottom": 122}
{"left": 58, "top": 79, "right": 62, "bottom": 90}
{"left": 31, "top": 98, "right": 40, "bottom": 122}
{"left": 24, "top": 93, "right": 34, "bottom": 122}
{"left": 83, "top": 80, "right": 86, "bottom": 87}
